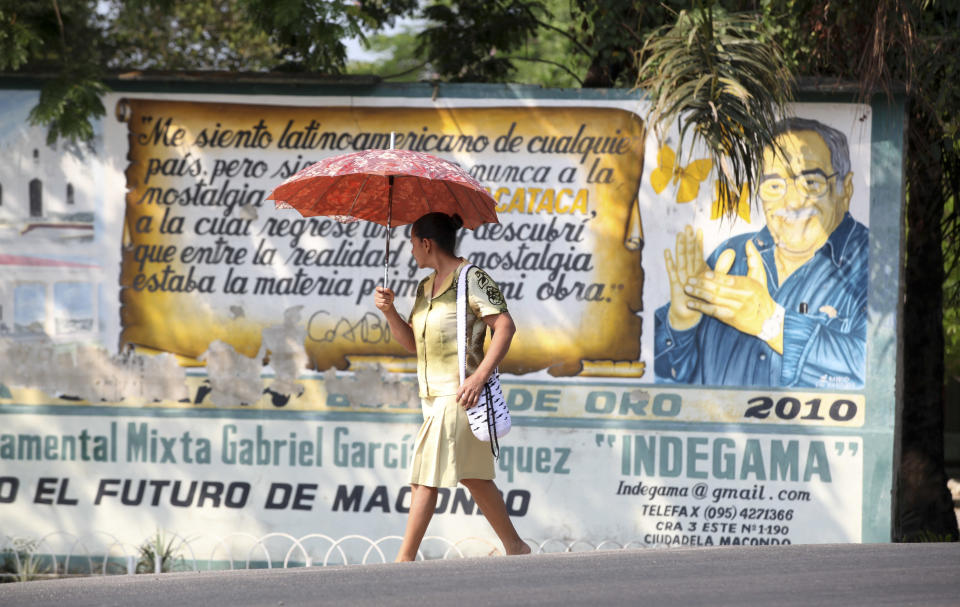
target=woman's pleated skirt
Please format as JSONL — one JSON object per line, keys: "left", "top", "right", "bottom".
{"left": 408, "top": 394, "right": 495, "bottom": 488}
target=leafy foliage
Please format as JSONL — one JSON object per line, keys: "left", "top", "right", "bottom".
{"left": 0, "top": 0, "right": 419, "bottom": 144}
{"left": 29, "top": 72, "right": 108, "bottom": 146}
{"left": 242, "top": 0, "right": 415, "bottom": 71}
{"left": 0, "top": 1, "right": 110, "bottom": 145}
{"left": 417, "top": 0, "right": 544, "bottom": 82}
{"left": 0, "top": 8, "right": 41, "bottom": 70}
{"left": 412, "top": 0, "right": 688, "bottom": 88}
{"left": 105, "top": 0, "right": 281, "bottom": 71}
{"left": 347, "top": 27, "right": 430, "bottom": 82}
{"left": 636, "top": 7, "right": 794, "bottom": 216}
{"left": 944, "top": 152, "right": 960, "bottom": 380}
{"left": 570, "top": 0, "right": 650, "bottom": 87}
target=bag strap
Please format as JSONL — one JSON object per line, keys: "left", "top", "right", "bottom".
{"left": 458, "top": 262, "right": 500, "bottom": 458}
{"left": 484, "top": 382, "right": 500, "bottom": 458}
{"left": 456, "top": 262, "right": 473, "bottom": 385}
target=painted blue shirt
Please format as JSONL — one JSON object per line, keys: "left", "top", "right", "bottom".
{"left": 654, "top": 213, "right": 868, "bottom": 389}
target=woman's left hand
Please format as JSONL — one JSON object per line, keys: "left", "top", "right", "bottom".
{"left": 457, "top": 312, "right": 515, "bottom": 409}
{"left": 457, "top": 372, "right": 489, "bottom": 409}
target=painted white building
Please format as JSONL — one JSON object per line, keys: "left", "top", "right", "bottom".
{"left": 0, "top": 91, "right": 96, "bottom": 243}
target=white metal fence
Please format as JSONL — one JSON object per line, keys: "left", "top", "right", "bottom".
{"left": 0, "top": 531, "right": 647, "bottom": 582}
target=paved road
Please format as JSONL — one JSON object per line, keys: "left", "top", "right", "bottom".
{"left": 2, "top": 543, "right": 958, "bottom": 606}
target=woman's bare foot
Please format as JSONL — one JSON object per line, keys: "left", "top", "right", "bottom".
{"left": 505, "top": 540, "right": 532, "bottom": 556}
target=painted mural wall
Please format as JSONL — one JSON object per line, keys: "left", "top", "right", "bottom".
{"left": 0, "top": 82, "right": 902, "bottom": 561}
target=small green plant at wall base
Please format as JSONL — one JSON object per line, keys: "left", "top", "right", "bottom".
{"left": 0, "top": 538, "right": 51, "bottom": 583}
{"left": 136, "top": 530, "right": 187, "bottom": 574}
{"left": 901, "top": 529, "right": 958, "bottom": 543}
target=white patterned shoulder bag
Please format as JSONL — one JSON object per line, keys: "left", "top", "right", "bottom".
{"left": 457, "top": 264, "right": 511, "bottom": 455}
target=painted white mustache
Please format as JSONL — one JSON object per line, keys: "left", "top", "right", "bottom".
{"left": 774, "top": 207, "right": 819, "bottom": 221}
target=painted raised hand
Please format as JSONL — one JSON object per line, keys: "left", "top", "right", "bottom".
{"left": 664, "top": 225, "right": 708, "bottom": 330}
{"left": 682, "top": 240, "right": 783, "bottom": 352}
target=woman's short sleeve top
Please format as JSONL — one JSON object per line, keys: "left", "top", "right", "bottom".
{"left": 408, "top": 260, "right": 508, "bottom": 397}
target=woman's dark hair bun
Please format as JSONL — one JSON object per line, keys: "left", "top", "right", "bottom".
{"left": 412, "top": 212, "right": 462, "bottom": 256}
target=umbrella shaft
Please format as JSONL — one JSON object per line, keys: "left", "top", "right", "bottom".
{"left": 384, "top": 175, "right": 394, "bottom": 288}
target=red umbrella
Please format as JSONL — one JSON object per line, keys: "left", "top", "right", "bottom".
{"left": 268, "top": 148, "right": 499, "bottom": 284}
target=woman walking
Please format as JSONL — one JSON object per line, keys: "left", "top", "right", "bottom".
{"left": 374, "top": 212, "right": 531, "bottom": 562}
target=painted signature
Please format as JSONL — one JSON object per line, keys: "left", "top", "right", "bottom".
{"left": 307, "top": 311, "right": 391, "bottom": 345}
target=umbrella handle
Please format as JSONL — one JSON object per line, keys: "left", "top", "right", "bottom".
{"left": 383, "top": 235, "right": 389, "bottom": 288}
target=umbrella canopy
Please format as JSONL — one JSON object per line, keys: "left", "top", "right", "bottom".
{"left": 267, "top": 149, "right": 499, "bottom": 229}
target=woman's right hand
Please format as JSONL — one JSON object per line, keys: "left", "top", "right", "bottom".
{"left": 374, "top": 286, "right": 395, "bottom": 313}
{"left": 373, "top": 286, "right": 416, "bottom": 354}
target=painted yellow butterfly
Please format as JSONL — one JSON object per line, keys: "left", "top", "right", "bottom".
{"left": 711, "top": 180, "right": 751, "bottom": 222}
{"left": 649, "top": 145, "right": 713, "bottom": 203}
